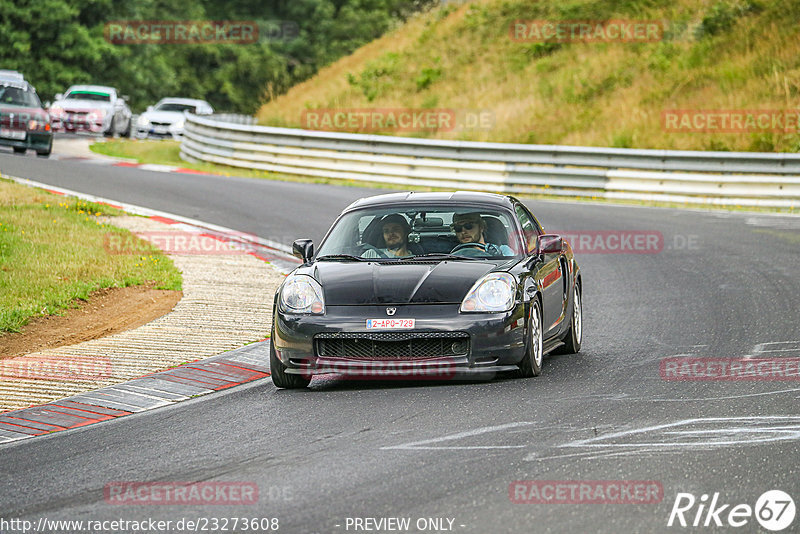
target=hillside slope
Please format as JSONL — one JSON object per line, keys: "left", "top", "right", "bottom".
{"left": 257, "top": 0, "right": 800, "bottom": 152}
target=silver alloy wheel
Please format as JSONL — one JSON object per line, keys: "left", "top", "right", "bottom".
{"left": 573, "top": 286, "right": 582, "bottom": 345}
{"left": 532, "top": 303, "right": 543, "bottom": 367}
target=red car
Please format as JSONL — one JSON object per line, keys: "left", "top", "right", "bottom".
{"left": 0, "top": 77, "right": 52, "bottom": 157}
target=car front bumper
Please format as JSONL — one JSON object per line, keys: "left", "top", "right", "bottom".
{"left": 0, "top": 131, "right": 52, "bottom": 152}
{"left": 273, "top": 303, "right": 527, "bottom": 378}
{"left": 135, "top": 125, "right": 183, "bottom": 140}
{"left": 51, "top": 113, "right": 110, "bottom": 133}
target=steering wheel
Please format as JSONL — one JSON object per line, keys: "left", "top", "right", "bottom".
{"left": 357, "top": 243, "right": 389, "bottom": 258}
{"left": 451, "top": 242, "right": 487, "bottom": 254}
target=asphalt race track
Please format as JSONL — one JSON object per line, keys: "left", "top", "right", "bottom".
{"left": 1, "top": 146, "right": 799, "bottom": 533}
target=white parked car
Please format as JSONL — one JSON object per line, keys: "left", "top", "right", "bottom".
{"left": 48, "top": 85, "right": 132, "bottom": 137}
{"left": 135, "top": 98, "right": 214, "bottom": 139}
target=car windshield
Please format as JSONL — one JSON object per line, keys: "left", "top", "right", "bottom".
{"left": 65, "top": 91, "right": 111, "bottom": 102}
{"left": 155, "top": 103, "right": 196, "bottom": 112}
{"left": 316, "top": 205, "right": 523, "bottom": 261}
{"left": 0, "top": 83, "right": 40, "bottom": 107}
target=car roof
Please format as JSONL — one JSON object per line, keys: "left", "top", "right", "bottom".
{"left": 0, "top": 70, "right": 24, "bottom": 81}
{"left": 155, "top": 97, "right": 209, "bottom": 105}
{"left": 344, "top": 191, "right": 515, "bottom": 212}
{"left": 0, "top": 78, "right": 34, "bottom": 91}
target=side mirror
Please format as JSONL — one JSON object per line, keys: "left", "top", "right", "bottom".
{"left": 122, "top": 95, "right": 130, "bottom": 101}
{"left": 146, "top": 106, "right": 153, "bottom": 112}
{"left": 44, "top": 101, "right": 51, "bottom": 109}
{"left": 536, "top": 234, "right": 563, "bottom": 255}
{"left": 54, "top": 93, "right": 63, "bottom": 101}
{"left": 292, "top": 239, "right": 314, "bottom": 263}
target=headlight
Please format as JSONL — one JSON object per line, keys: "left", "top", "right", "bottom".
{"left": 170, "top": 118, "right": 185, "bottom": 131}
{"left": 27, "top": 119, "right": 51, "bottom": 131}
{"left": 280, "top": 275, "right": 325, "bottom": 314}
{"left": 460, "top": 272, "right": 516, "bottom": 313}
{"left": 49, "top": 105, "right": 64, "bottom": 116}
{"left": 137, "top": 115, "right": 150, "bottom": 127}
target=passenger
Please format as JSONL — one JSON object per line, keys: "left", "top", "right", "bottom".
{"left": 450, "top": 212, "right": 513, "bottom": 255}
{"left": 362, "top": 214, "right": 412, "bottom": 258}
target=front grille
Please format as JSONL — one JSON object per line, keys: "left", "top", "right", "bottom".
{"left": 151, "top": 121, "right": 172, "bottom": 127}
{"left": 315, "top": 332, "right": 469, "bottom": 360}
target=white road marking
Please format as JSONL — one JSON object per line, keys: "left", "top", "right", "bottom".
{"left": 746, "top": 340, "right": 800, "bottom": 358}
{"left": 381, "top": 422, "right": 535, "bottom": 450}
{"left": 646, "top": 387, "right": 800, "bottom": 402}
{"left": 527, "top": 416, "right": 800, "bottom": 461}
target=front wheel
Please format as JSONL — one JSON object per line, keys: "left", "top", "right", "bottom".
{"left": 13, "top": 147, "right": 25, "bottom": 154}
{"left": 104, "top": 117, "right": 116, "bottom": 138}
{"left": 518, "top": 300, "right": 543, "bottom": 377}
{"left": 270, "top": 335, "right": 310, "bottom": 389}
{"left": 555, "top": 284, "right": 582, "bottom": 354}
{"left": 37, "top": 139, "right": 53, "bottom": 157}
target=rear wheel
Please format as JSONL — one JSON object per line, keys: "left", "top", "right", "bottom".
{"left": 555, "top": 284, "right": 582, "bottom": 354}
{"left": 270, "top": 335, "right": 311, "bottom": 389}
{"left": 518, "top": 299, "right": 543, "bottom": 377}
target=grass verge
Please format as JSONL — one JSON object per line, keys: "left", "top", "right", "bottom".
{"left": 0, "top": 178, "right": 182, "bottom": 333}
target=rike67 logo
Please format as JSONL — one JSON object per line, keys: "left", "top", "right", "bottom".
{"left": 668, "top": 490, "right": 795, "bottom": 531}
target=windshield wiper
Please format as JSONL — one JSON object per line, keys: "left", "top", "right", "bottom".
{"left": 408, "top": 253, "right": 480, "bottom": 261}
{"left": 315, "top": 254, "right": 369, "bottom": 262}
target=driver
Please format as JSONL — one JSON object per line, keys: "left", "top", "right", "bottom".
{"left": 451, "top": 212, "right": 513, "bottom": 255}
{"left": 362, "top": 214, "right": 412, "bottom": 258}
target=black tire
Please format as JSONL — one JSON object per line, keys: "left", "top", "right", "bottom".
{"left": 270, "top": 335, "right": 311, "bottom": 389}
{"left": 12, "top": 147, "right": 25, "bottom": 154}
{"left": 518, "top": 299, "right": 543, "bottom": 378}
{"left": 555, "top": 284, "right": 582, "bottom": 355}
{"left": 120, "top": 118, "right": 132, "bottom": 138}
{"left": 36, "top": 139, "right": 53, "bottom": 157}
{"left": 104, "top": 117, "right": 116, "bottom": 138}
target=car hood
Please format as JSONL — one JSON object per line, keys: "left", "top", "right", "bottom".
{"left": 53, "top": 99, "right": 113, "bottom": 112}
{"left": 140, "top": 110, "right": 185, "bottom": 124}
{"left": 305, "top": 260, "right": 503, "bottom": 305}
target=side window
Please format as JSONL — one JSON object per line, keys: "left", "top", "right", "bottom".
{"left": 515, "top": 205, "right": 537, "bottom": 254}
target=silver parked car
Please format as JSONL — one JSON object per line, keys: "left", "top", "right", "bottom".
{"left": 135, "top": 98, "right": 214, "bottom": 139}
{"left": 48, "top": 85, "right": 132, "bottom": 137}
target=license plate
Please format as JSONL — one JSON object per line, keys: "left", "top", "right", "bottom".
{"left": 0, "top": 128, "right": 25, "bottom": 140}
{"left": 366, "top": 318, "right": 415, "bottom": 329}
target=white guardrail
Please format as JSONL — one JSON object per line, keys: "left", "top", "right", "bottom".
{"left": 180, "top": 113, "right": 800, "bottom": 208}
